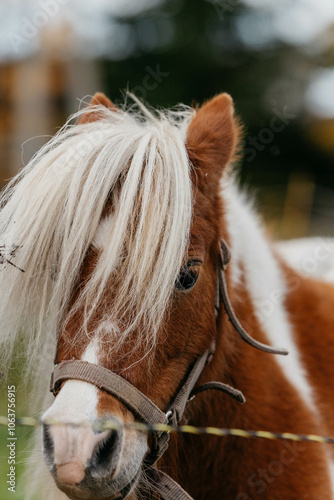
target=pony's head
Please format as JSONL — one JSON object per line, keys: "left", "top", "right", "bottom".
{"left": 0, "top": 92, "right": 240, "bottom": 499}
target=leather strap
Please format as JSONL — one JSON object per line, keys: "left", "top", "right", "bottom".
{"left": 190, "top": 381, "right": 245, "bottom": 404}
{"left": 50, "top": 346, "right": 244, "bottom": 469}
{"left": 143, "top": 345, "right": 244, "bottom": 468}
{"left": 218, "top": 241, "right": 289, "bottom": 356}
{"left": 50, "top": 360, "right": 168, "bottom": 426}
{"left": 164, "top": 346, "right": 214, "bottom": 427}
{"left": 145, "top": 468, "right": 193, "bottom": 500}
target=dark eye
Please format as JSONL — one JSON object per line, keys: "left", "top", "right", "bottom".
{"left": 175, "top": 264, "right": 199, "bottom": 291}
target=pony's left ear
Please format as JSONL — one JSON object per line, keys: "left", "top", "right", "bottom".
{"left": 78, "top": 92, "right": 116, "bottom": 125}
{"left": 186, "top": 93, "right": 241, "bottom": 191}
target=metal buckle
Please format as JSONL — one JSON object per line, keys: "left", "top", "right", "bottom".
{"left": 220, "top": 240, "right": 231, "bottom": 270}
{"left": 165, "top": 410, "right": 173, "bottom": 423}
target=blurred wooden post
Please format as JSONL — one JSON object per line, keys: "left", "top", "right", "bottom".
{"left": 0, "top": 65, "right": 16, "bottom": 186}
{"left": 10, "top": 58, "right": 50, "bottom": 176}
{"left": 1, "top": 20, "right": 102, "bottom": 184}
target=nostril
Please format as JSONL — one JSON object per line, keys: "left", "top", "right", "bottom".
{"left": 95, "top": 430, "right": 117, "bottom": 468}
{"left": 90, "top": 429, "right": 122, "bottom": 478}
{"left": 42, "top": 425, "right": 54, "bottom": 465}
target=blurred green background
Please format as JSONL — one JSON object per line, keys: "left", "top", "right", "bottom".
{"left": 1, "top": 0, "right": 334, "bottom": 498}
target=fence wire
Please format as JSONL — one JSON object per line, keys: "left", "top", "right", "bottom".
{"left": 1, "top": 416, "right": 334, "bottom": 444}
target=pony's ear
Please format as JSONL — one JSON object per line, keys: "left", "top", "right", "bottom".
{"left": 186, "top": 93, "right": 240, "bottom": 191}
{"left": 78, "top": 92, "right": 116, "bottom": 125}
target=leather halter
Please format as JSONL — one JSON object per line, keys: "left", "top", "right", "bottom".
{"left": 49, "top": 240, "right": 288, "bottom": 500}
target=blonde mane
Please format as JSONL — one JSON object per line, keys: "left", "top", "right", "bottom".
{"left": 0, "top": 97, "right": 194, "bottom": 394}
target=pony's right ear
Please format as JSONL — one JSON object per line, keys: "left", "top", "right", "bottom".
{"left": 78, "top": 92, "right": 117, "bottom": 125}
{"left": 186, "top": 94, "right": 241, "bottom": 193}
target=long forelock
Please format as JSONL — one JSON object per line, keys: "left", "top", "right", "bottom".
{"left": 0, "top": 97, "right": 194, "bottom": 394}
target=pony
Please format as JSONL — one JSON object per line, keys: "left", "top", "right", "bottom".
{"left": 0, "top": 91, "right": 334, "bottom": 500}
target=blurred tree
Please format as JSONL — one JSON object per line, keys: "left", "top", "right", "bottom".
{"left": 101, "top": 0, "right": 334, "bottom": 201}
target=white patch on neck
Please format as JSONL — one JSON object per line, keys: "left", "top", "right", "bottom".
{"left": 92, "top": 214, "right": 113, "bottom": 250}
{"left": 223, "top": 182, "right": 317, "bottom": 414}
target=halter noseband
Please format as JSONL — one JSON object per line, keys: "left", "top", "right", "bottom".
{"left": 49, "top": 240, "right": 287, "bottom": 500}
